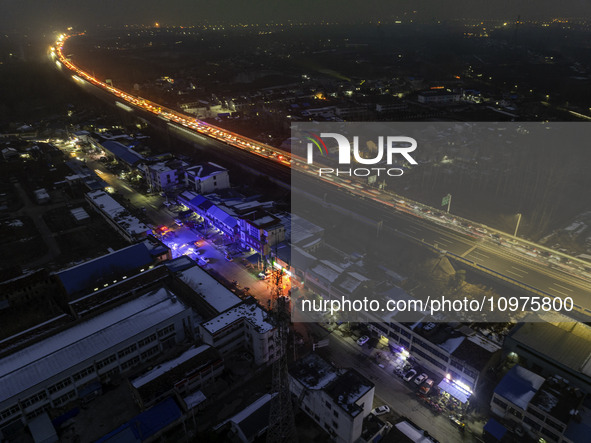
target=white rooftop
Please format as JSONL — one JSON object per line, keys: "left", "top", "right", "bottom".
{"left": 131, "top": 344, "right": 211, "bottom": 388}
{"left": 0, "top": 288, "right": 188, "bottom": 404}
{"left": 177, "top": 265, "right": 241, "bottom": 314}
{"left": 183, "top": 390, "right": 207, "bottom": 409}
{"left": 87, "top": 190, "right": 147, "bottom": 236}
{"left": 202, "top": 303, "right": 275, "bottom": 335}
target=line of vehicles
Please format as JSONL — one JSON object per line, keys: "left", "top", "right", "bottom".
{"left": 54, "top": 33, "right": 591, "bottom": 289}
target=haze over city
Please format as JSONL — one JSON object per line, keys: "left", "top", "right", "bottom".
{"left": 2, "top": 1, "right": 591, "bottom": 443}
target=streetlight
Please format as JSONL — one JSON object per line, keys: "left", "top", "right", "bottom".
{"left": 514, "top": 213, "right": 522, "bottom": 237}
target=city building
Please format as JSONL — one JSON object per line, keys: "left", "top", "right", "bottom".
{"left": 224, "top": 393, "right": 277, "bottom": 443}
{"left": 289, "top": 353, "right": 375, "bottom": 443}
{"left": 129, "top": 344, "right": 223, "bottom": 409}
{"left": 364, "top": 305, "right": 501, "bottom": 392}
{"left": 490, "top": 365, "right": 591, "bottom": 443}
{"left": 141, "top": 159, "right": 186, "bottom": 192}
{"left": 239, "top": 211, "right": 285, "bottom": 257}
{"left": 417, "top": 89, "right": 461, "bottom": 104}
{"left": 98, "top": 140, "right": 144, "bottom": 169}
{"left": 85, "top": 190, "right": 148, "bottom": 242}
{"left": 185, "top": 162, "right": 230, "bottom": 193}
{"left": 173, "top": 264, "right": 242, "bottom": 318}
{"left": 0, "top": 269, "right": 57, "bottom": 310}
{"left": 199, "top": 300, "right": 277, "bottom": 366}
{"left": 0, "top": 287, "right": 193, "bottom": 433}
{"left": 504, "top": 319, "right": 591, "bottom": 392}
{"left": 55, "top": 237, "right": 170, "bottom": 299}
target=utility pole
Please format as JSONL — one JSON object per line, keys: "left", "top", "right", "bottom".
{"left": 514, "top": 213, "right": 522, "bottom": 237}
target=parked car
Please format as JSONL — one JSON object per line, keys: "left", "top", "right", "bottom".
{"left": 258, "top": 272, "right": 270, "bottom": 279}
{"left": 414, "top": 373, "right": 428, "bottom": 385}
{"left": 420, "top": 379, "right": 434, "bottom": 394}
{"left": 372, "top": 405, "right": 390, "bottom": 416}
{"left": 357, "top": 335, "right": 370, "bottom": 346}
{"left": 403, "top": 369, "right": 417, "bottom": 382}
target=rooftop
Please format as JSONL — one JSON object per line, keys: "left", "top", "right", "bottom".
{"left": 201, "top": 302, "right": 275, "bottom": 335}
{"left": 228, "top": 393, "right": 276, "bottom": 441}
{"left": 0, "top": 288, "right": 188, "bottom": 404}
{"left": 324, "top": 369, "right": 374, "bottom": 417}
{"left": 509, "top": 321, "right": 591, "bottom": 378}
{"left": 86, "top": 190, "right": 148, "bottom": 237}
{"left": 290, "top": 353, "right": 339, "bottom": 390}
{"left": 494, "top": 365, "right": 545, "bottom": 411}
{"left": 55, "top": 242, "right": 155, "bottom": 296}
{"left": 177, "top": 265, "right": 241, "bottom": 314}
{"left": 530, "top": 376, "right": 585, "bottom": 424}
{"left": 100, "top": 140, "right": 144, "bottom": 166}
{"left": 131, "top": 344, "right": 214, "bottom": 389}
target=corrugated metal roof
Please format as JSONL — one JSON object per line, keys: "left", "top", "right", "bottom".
{"left": 56, "top": 243, "right": 154, "bottom": 296}
{"left": 0, "top": 289, "right": 187, "bottom": 404}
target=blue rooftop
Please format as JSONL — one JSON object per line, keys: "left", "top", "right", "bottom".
{"left": 494, "top": 365, "right": 545, "bottom": 411}
{"left": 100, "top": 140, "right": 144, "bottom": 166}
{"left": 483, "top": 418, "right": 507, "bottom": 441}
{"left": 95, "top": 397, "right": 181, "bottom": 443}
{"left": 57, "top": 243, "right": 154, "bottom": 296}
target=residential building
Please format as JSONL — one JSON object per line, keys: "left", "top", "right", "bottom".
{"left": 239, "top": 211, "right": 285, "bottom": 257}
{"left": 199, "top": 300, "right": 277, "bottom": 366}
{"left": 491, "top": 365, "right": 591, "bottom": 443}
{"left": 0, "top": 287, "right": 193, "bottom": 432}
{"left": 129, "top": 344, "right": 223, "bottom": 409}
{"left": 289, "top": 353, "right": 375, "bottom": 443}
{"left": 185, "top": 162, "right": 230, "bottom": 193}
{"left": 85, "top": 190, "right": 148, "bottom": 242}
{"left": 141, "top": 159, "right": 185, "bottom": 192}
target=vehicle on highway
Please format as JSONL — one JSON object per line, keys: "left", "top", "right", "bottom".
{"left": 449, "top": 415, "right": 465, "bottom": 432}
{"left": 225, "top": 254, "right": 233, "bottom": 261}
{"left": 414, "top": 373, "right": 428, "bottom": 385}
{"left": 372, "top": 405, "right": 390, "bottom": 416}
{"left": 356, "top": 335, "right": 370, "bottom": 346}
{"left": 420, "top": 379, "right": 434, "bottom": 394}
{"left": 403, "top": 369, "right": 417, "bottom": 382}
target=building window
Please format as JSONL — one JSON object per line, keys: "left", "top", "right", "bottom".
{"left": 96, "top": 354, "right": 117, "bottom": 369}
{"left": 48, "top": 378, "right": 73, "bottom": 394}
{"left": 332, "top": 420, "right": 338, "bottom": 429}
{"left": 21, "top": 391, "right": 47, "bottom": 409}
{"left": 140, "top": 346, "right": 160, "bottom": 360}
{"left": 157, "top": 324, "right": 175, "bottom": 338}
{"left": 325, "top": 401, "right": 331, "bottom": 410}
{"left": 117, "top": 344, "right": 138, "bottom": 359}
{"left": 492, "top": 396, "right": 508, "bottom": 410}
{"left": 1, "top": 405, "right": 21, "bottom": 420}
{"left": 73, "top": 365, "right": 96, "bottom": 381}
{"left": 138, "top": 334, "right": 157, "bottom": 347}
{"left": 333, "top": 410, "right": 339, "bottom": 418}
{"left": 121, "top": 356, "right": 140, "bottom": 371}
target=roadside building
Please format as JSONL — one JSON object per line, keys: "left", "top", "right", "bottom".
{"left": 289, "top": 353, "right": 375, "bottom": 443}
{"left": 199, "top": 300, "right": 277, "bottom": 366}
{"left": 504, "top": 319, "right": 591, "bottom": 392}
{"left": 239, "top": 211, "right": 285, "bottom": 257}
{"left": 85, "top": 190, "right": 148, "bottom": 242}
{"left": 185, "top": 162, "right": 230, "bottom": 193}
{"left": 490, "top": 364, "right": 591, "bottom": 443}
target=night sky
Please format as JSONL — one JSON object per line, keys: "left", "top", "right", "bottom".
{"left": 1, "top": 0, "right": 591, "bottom": 34}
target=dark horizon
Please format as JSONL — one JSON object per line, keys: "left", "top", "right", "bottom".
{"left": 2, "top": 0, "right": 591, "bottom": 34}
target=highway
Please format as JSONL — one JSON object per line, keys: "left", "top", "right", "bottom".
{"left": 52, "top": 33, "right": 591, "bottom": 318}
